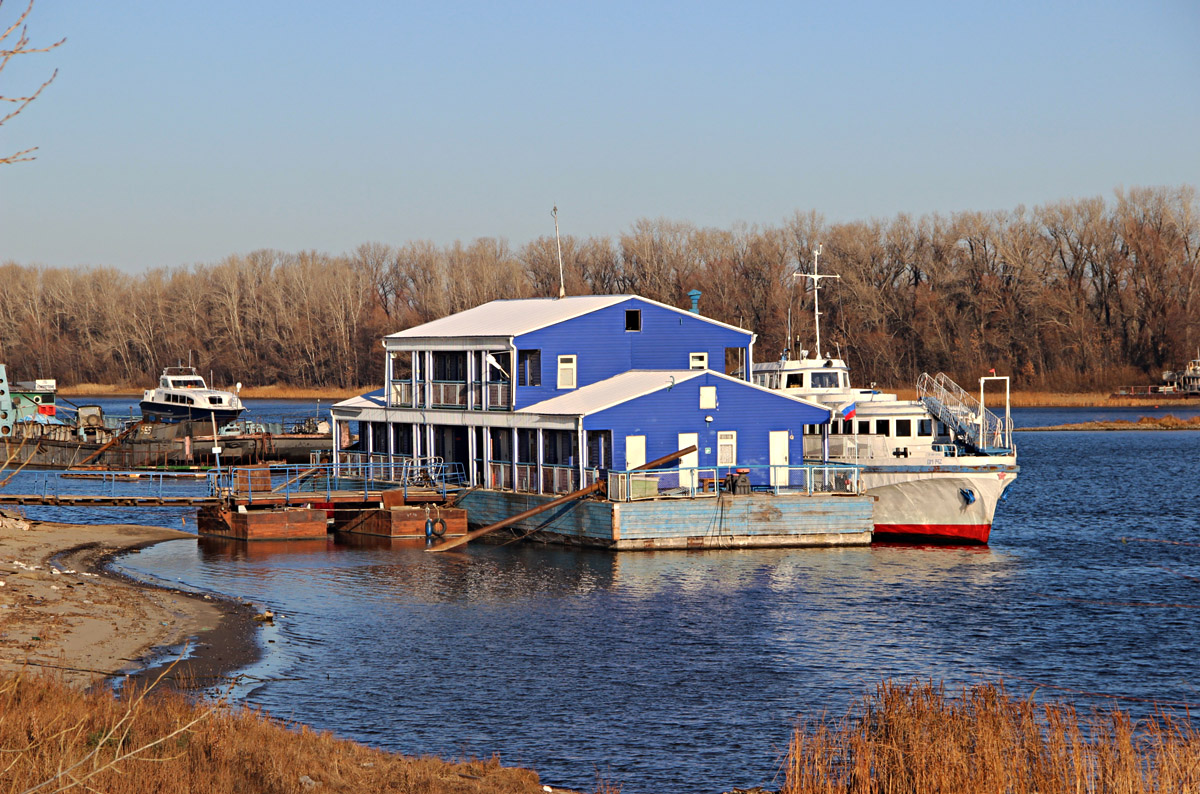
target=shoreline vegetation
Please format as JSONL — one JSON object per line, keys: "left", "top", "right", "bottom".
{"left": 4, "top": 187, "right": 1199, "bottom": 397}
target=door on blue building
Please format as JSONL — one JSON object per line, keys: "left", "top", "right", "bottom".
{"left": 769, "top": 430, "right": 789, "bottom": 487}
{"left": 677, "top": 433, "right": 698, "bottom": 489}
{"left": 624, "top": 435, "right": 645, "bottom": 470}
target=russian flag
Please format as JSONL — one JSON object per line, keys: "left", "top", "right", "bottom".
{"left": 841, "top": 402, "right": 857, "bottom": 420}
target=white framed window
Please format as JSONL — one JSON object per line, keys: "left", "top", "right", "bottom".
{"left": 699, "top": 385, "right": 717, "bottom": 409}
{"left": 717, "top": 431, "right": 737, "bottom": 466}
{"left": 689, "top": 352, "right": 708, "bottom": 370}
{"left": 557, "top": 355, "right": 577, "bottom": 389}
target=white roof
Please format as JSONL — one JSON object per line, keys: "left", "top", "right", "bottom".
{"left": 386, "top": 296, "right": 630, "bottom": 340}
{"left": 331, "top": 389, "right": 386, "bottom": 410}
{"left": 385, "top": 294, "right": 753, "bottom": 342}
{"left": 520, "top": 370, "right": 706, "bottom": 416}
{"left": 520, "top": 369, "right": 832, "bottom": 418}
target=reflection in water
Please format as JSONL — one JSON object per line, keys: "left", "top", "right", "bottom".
{"left": 115, "top": 428, "right": 1200, "bottom": 794}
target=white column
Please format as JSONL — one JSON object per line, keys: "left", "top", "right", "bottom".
{"left": 510, "top": 426, "right": 518, "bottom": 491}
{"left": 331, "top": 415, "right": 340, "bottom": 476}
{"left": 536, "top": 428, "right": 544, "bottom": 494}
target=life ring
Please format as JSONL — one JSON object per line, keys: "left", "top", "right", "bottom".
{"left": 431, "top": 517, "right": 447, "bottom": 538}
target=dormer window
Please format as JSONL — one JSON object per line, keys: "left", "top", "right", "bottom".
{"left": 625, "top": 309, "right": 641, "bottom": 332}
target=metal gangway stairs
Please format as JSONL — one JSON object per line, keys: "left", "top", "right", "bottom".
{"left": 916, "top": 372, "right": 1014, "bottom": 455}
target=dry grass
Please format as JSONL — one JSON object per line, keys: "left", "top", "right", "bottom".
{"left": 783, "top": 680, "right": 1200, "bottom": 794}
{"left": 0, "top": 670, "right": 543, "bottom": 794}
{"left": 238, "top": 384, "right": 362, "bottom": 400}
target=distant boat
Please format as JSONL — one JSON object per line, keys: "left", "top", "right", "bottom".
{"left": 140, "top": 366, "right": 246, "bottom": 424}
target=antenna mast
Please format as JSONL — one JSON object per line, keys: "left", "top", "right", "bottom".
{"left": 552, "top": 205, "right": 565, "bottom": 299}
{"left": 792, "top": 244, "right": 838, "bottom": 358}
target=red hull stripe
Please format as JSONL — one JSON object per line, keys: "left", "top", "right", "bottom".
{"left": 874, "top": 523, "right": 991, "bottom": 544}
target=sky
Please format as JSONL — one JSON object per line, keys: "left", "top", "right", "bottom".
{"left": 1, "top": 0, "right": 1198, "bottom": 272}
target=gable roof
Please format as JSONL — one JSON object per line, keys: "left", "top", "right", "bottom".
{"left": 519, "top": 369, "right": 832, "bottom": 419}
{"left": 385, "top": 294, "right": 754, "bottom": 342}
{"left": 386, "top": 296, "right": 629, "bottom": 340}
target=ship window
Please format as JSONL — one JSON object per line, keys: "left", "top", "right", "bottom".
{"left": 858, "top": 420, "right": 870, "bottom": 434}
{"left": 876, "top": 419, "right": 890, "bottom": 436}
{"left": 557, "top": 355, "right": 577, "bottom": 390}
{"left": 811, "top": 372, "right": 838, "bottom": 388}
{"left": 787, "top": 373, "right": 804, "bottom": 388}
{"left": 209, "top": 396, "right": 224, "bottom": 406}
{"left": 689, "top": 352, "right": 708, "bottom": 370}
{"left": 896, "top": 419, "right": 912, "bottom": 436}
{"left": 918, "top": 419, "right": 933, "bottom": 436}
{"left": 625, "top": 309, "right": 641, "bottom": 331}
{"left": 518, "top": 350, "right": 541, "bottom": 387}
{"left": 185, "top": 395, "right": 195, "bottom": 405}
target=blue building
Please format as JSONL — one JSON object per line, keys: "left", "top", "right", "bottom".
{"left": 331, "top": 295, "right": 834, "bottom": 494}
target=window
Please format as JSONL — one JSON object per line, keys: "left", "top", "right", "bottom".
{"left": 699, "top": 386, "right": 717, "bottom": 409}
{"left": 896, "top": 419, "right": 912, "bottom": 436}
{"left": 625, "top": 309, "right": 641, "bottom": 331}
{"left": 689, "top": 352, "right": 708, "bottom": 370}
{"left": 557, "top": 355, "right": 577, "bottom": 389}
{"left": 518, "top": 349, "right": 541, "bottom": 387}
{"left": 811, "top": 372, "right": 838, "bottom": 388}
{"left": 918, "top": 419, "right": 933, "bottom": 437}
{"left": 787, "top": 373, "right": 805, "bottom": 388}
{"left": 858, "top": 420, "right": 870, "bottom": 435}
{"left": 876, "top": 419, "right": 890, "bottom": 436}
{"left": 717, "top": 431, "right": 737, "bottom": 466}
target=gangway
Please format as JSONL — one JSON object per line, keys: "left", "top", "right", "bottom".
{"left": 916, "top": 372, "right": 1014, "bottom": 455}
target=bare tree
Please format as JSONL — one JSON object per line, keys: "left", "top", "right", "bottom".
{"left": 1, "top": 0, "right": 64, "bottom": 164}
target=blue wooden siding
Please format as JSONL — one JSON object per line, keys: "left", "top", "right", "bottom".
{"left": 582, "top": 372, "right": 828, "bottom": 486}
{"left": 512, "top": 298, "right": 752, "bottom": 408}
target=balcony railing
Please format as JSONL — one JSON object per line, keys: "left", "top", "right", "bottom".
{"left": 430, "top": 380, "right": 467, "bottom": 408}
{"left": 390, "top": 381, "right": 413, "bottom": 407}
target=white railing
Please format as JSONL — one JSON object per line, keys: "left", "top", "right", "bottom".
{"left": 606, "top": 464, "right": 860, "bottom": 501}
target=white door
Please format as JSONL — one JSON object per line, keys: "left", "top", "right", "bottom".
{"left": 678, "top": 432, "right": 698, "bottom": 489}
{"left": 625, "top": 435, "right": 646, "bottom": 470}
{"left": 769, "top": 430, "right": 790, "bottom": 487}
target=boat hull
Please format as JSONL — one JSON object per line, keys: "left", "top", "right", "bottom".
{"left": 861, "top": 465, "right": 1018, "bottom": 544}
{"left": 139, "top": 400, "right": 244, "bottom": 425}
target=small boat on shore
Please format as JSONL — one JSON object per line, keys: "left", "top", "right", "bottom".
{"left": 140, "top": 367, "right": 246, "bottom": 424}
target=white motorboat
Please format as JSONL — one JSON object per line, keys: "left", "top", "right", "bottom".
{"left": 140, "top": 366, "right": 246, "bottom": 424}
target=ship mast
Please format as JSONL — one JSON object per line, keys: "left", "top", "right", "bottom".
{"left": 793, "top": 244, "right": 838, "bottom": 359}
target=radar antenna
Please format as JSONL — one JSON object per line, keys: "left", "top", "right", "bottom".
{"left": 792, "top": 244, "right": 839, "bottom": 359}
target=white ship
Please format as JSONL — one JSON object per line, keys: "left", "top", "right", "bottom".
{"left": 751, "top": 249, "right": 1019, "bottom": 544}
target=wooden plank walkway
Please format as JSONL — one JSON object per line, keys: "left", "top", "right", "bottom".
{"left": 0, "top": 494, "right": 222, "bottom": 507}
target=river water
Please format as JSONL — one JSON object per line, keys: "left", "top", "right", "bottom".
{"left": 18, "top": 406, "right": 1200, "bottom": 792}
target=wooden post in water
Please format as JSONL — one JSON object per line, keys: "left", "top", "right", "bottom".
{"left": 427, "top": 445, "right": 697, "bottom": 553}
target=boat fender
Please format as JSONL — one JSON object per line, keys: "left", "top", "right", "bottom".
{"left": 425, "top": 518, "right": 434, "bottom": 539}
{"left": 431, "top": 517, "right": 447, "bottom": 538}
{"left": 960, "top": 488, "right": 976, "bottom": 505}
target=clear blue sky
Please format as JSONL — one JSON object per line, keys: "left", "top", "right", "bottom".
{"left": 2, "top": 0, "right": 1198, "bottom": 271}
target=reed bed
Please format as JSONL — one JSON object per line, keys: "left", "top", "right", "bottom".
{"left": 0, "top": 670, "right": 542, "bottom": 794}
{"left": 783, "top": 681, "right": 1200, "bottom": 794}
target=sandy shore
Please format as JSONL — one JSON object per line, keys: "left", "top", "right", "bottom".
{"left": 0, "top": 511, "right": 258, "bottom": 689}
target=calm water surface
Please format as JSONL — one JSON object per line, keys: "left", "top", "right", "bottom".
{"left": 41, "top": 408, "right": 1200, "bottom": 792}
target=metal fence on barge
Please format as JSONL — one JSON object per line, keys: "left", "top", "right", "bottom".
{"left": 606, "top": 463, "right": 861, "bottom": 502}
{"left": 208, "top": 457, "right": 466, "bottom": 506}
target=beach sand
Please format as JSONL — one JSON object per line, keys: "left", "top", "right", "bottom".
{"left": 0, "top": 510, "right": 257, "bottom": 689}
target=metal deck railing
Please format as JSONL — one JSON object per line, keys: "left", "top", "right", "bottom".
{"left": 916, "top": 372, "right": 1013, "bottom": 454}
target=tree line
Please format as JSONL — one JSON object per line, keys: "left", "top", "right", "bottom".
{"left": 1, "top": 185, "right": 1196, "bottom": 392}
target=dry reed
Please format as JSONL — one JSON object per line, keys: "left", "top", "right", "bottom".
{"left": 782, "top": 680, "right": 1200, "bottom": 794}
{"left": 0, "top": 670, "right": 542, "bottom": 794}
